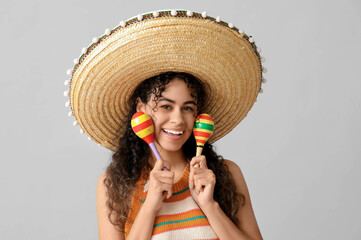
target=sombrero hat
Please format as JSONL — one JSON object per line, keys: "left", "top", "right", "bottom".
{"left": 64, "top": 9, "right": 267, "bottom": 152}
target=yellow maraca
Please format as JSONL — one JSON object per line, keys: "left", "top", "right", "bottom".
{"left": 131, "top": 111, "right": 168, "bottom": 171}
{"left": 193, "top": 113, "right": 214, "bottom": 167}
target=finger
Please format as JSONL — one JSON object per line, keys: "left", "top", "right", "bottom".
{"left": 194, "top": 173, "right": 212, "bottom": 191}
{"left": 162, "top": 187, "right": 172, "bottom": 200}
{"left": 162, "top": 159, "right": 172, "bottom": 171}
{"left": 189, "top": 170, "right": 194, "bottom": 189}
{"left": 190, "top": 155, "right": 207, "bottom": 169}
{"left": 167, "top": 189, "right": 173, "bottom": 199}
{"left": 189, "top": 168, "right": 209, "bottom": 188}
{"left": 158, "top": 175, "right": 175, "bottom": 184}
{"left": 195, "top": 179, "right": 207, "bottom": 194}
{"left": 193, "top": 174, "right": 201, "bottom": 194}
{"left": 158, "top": 170, "right": 175, "bottom": 178}
{"left": 153, "top": 159, "right": 164, "bottom": 171}
{"left": 193, "top": 174, "right": 208, "bottom": 183}
{"left": 189, "top": 163, "right": 199, "bottom": 189}
{"left": 193, "top": 170, "right": 213, "bottom": 180}
{"left": 197, "top": 172, "right": 216, "bottom": 188}
{"left": 158, "top": 182, "right": 172, "bottom": 192}
{"left": 192, "top": 166, "right": 204, "bottom": 173}
{"left": 153, "top": 159, "right": 172, "bottom": 171}
{"left": 151, "top": 171, "right": 175, "bottom": 187}
{"left": 163, "top": 184, "right": 173, "bottom": 199}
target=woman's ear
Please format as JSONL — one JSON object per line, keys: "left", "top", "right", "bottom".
{"left": 136, "top": 97, "right": 146, "bottom": 112}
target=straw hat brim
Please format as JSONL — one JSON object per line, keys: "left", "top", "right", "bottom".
{"left": 68, "top": 10, "right": 264, "bottom": 152}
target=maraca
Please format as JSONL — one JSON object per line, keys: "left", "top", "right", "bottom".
{"left": 131, "top": 112, "right": 168, "bottom": 171}
{"left": 193, "top": 113, "right": 214, "bottom": 167}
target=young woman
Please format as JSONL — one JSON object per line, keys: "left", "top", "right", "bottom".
{"left": 65, "top": 10, "right": 266, "bottom": 240}
{"left": 96, "top": 72, "right": 263, "bottom": 239}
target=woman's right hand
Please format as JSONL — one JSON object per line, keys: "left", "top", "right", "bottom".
{"left": 144, "top": 159, "right": 174, "bottom": 213}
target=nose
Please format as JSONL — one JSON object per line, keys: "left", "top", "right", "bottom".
{"left": 170, "top": 107, "right": 185, "bottom": 126}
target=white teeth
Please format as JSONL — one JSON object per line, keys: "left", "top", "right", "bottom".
{"left": 163, "top": 129, "right": 184, "bottom": 135}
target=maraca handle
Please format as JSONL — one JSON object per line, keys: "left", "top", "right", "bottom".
{"left": 196, "top": 146, "right": 203, "bottom": 156}
{"left": 149, "top": 142, "right": 161, "bottom": 160}
{"left": 193, "top": 146, "right": 204, "bottom": 168}
{"left": 149, "top": 142, "right": 169, "bottom": 171}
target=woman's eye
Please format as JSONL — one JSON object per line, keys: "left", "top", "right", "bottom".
{"left": 184, "top": 106, "right": 195, "bottom": 111}
{"left": 161, "top": 105, "right": 171, "bottom": 110}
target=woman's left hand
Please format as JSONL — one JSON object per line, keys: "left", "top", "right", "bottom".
{"left": 188, "top": 155, "right": 216, "bottom": 209}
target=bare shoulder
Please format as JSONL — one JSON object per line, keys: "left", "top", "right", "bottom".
{"left": 222, "top": 159, "right": 263, "bottom": 240}
{"left": 96, "top": 172, "right": 108, "bottom": 204}
{"left": 97, "top": 172, "right": 105, "bottom": 184}
{"left": 223, "top": 159, "right": 251, "bottom": 201}
{"left": 222, "top": 159, "right": 252, "bottom": 201}
{"left": 223, "top": 159, "right": 240, "bottom": 171}
{"left": 97, "top": 172, "right": 107, "bottom": 194}
{"left": 96, "top": 172, "right": 124, "bottom": 240}
{"left": 223, "top": 159, "right": 246, "bottom": 189}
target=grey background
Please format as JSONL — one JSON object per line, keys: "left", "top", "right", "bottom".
{"left": 1, "top": 0, "right": 360, "bottom": 239}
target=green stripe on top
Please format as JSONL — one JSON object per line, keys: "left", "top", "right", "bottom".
{"left": 154, "top": 216, "right": 207, "bottom": 228}
{"left": 193, "top": 122, "right": 214, "bottom": 131}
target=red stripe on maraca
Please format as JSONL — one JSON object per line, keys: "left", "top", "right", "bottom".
{"left": 195, "top": 139, "right": 206, "bottom": 144}
{"left": 193, "top": 131, "right": 212, "bottom": 138}
{"left": 197, "top": 114, "right": 213, "bottom": 121}
{"left": 132, "top": 111, "right": 144, "bottom": 119}
{"left": 132, "top": 119, "right": 152, "bottom": 133}
{"left": 143, "top": 134, "right": 154, "bottom": 144}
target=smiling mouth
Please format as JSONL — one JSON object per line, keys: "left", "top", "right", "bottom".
{"left": 162, "top": 129, "right": 184, "bottom": 136}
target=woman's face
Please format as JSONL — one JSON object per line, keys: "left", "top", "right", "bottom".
{"left": 137, "top": 78, "right": 197, "bottom": 153}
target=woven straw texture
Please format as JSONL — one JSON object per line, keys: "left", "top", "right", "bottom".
{"left": 70, "top": 14, "right": 262, "bottom": 151}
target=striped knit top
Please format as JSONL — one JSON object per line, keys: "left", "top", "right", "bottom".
{"left": 124, "top": 162, "right": 219, "bottom": 239}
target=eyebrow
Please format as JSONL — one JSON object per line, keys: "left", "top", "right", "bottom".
{"left": 159, "top": 98, "right": 197, "bottom": 105}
